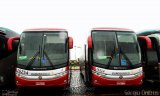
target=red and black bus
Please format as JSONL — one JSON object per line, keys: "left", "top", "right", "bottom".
{"left": 138, "top": 34, "right": 160, "bottom": 83}
{"left": 81, "top": 27, "right": 143, "bottom": 87}
{"left": 15, "top": 28, "right": 73, "bottom": 88}
{"left": 0, "top": 27, "right": 19, "bottom": 88}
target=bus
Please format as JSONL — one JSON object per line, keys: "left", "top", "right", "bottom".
{"left": 15, "top": 28, "right": 73, "bottom": 88}
{"left": 0, "top": 27, "right": 19, "bottom": 88}
{"left": 137, "top": 30, "right": 160, "bottom": 36}
{"left": 81, "top": 27, "right": 143, "bottom": 86}
{"left": 138, "top": 34, "right": 160, "bottom": 83}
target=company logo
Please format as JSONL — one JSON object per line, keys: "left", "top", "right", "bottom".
{"left": 38, "top": 75, "right": 42, "bottom": 80}
{"left": 119, "top": 75, "right": 123, "bottom": 79}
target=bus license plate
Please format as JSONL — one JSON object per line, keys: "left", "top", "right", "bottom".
{"left": 35, "top": 82, "right": 45, "bottom": 85}
{"left": 117, "top": 81, "right": 126, "bottom": 85}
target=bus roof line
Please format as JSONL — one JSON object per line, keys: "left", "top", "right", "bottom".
{"left": 148, "top": 35, "right": 160, "bottom": 46}
{"left": 24, "top": 28, "right": 67, "bottom": 32}
{"left": 92, "top": 27, "right": 133, "bottom": 32}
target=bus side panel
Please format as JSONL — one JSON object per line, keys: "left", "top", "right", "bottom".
{"left": 0, "top": 52, "right": 17, "bottom": 87}
{"left": 80, "top": 44, "right": 87, "bottom": 83}
{"left": 79, "top": 44, "right": 92, "bottom": 86}
{"left": 0, "top": 35, "right": 19, "bottom": 88}
{"left": 147, "top": 37, "right": 159, "bottom": 81}
{"left": 84, "top": 48, "right": 92, "bottom": 86}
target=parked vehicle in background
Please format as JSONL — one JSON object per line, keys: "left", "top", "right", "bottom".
{"left": 137, "top": 29, "right": 160, "bottom": 36}
{"left": 0, "top": 27, "right": 19, "bottom": 88}
{"left": 138, "top": 33, "right": 160, "bottom": 83}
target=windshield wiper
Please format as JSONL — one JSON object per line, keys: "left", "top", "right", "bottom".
{"left": 25, "top": 45, "right": 41, "bottom": 69}
{"left": 19, "top": 44, "right": 22, "bottom": 54}
{"left": 43, "top": 44, "right": 54, "bottom": 68}
{"left": 119, "top": 46, "right": 133, "bottom": 68}
{"left": 106, "top": 46, "right": 115, "bottom": 68}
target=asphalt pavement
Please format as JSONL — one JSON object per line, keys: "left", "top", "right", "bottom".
{"left": 0, "top": 70, "right": 160, "bottom": 96}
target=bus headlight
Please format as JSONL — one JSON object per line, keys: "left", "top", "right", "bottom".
{"left": 16, "top": 72, "right": 24, "bottom": 78}
{"left": 16, "top": 68, "right": 28, "bottom": 78}
{"left": 92, "top": 70, "right": 107, "bottom": 77}
{"left": 58, "top": 71, "right": 67, "bottom": 76}
{"left": 134, "top": 71, "right": 143, "bottom": 76}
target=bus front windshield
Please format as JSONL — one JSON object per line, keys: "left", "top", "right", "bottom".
{"left": 17, "top": 31, "right": 68, "bottom": 70}
{"left": 92, "top": 31, "right": 141, "bottom": 69}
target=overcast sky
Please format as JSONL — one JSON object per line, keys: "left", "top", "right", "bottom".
{"left": 1, "top": 0, "right": 160, "bottom": 59}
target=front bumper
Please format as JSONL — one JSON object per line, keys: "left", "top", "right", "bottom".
{"left": 92, "top": 74, "right": 143, "bottom": 86}
{"left": 16, "top": 74, "right": 68, "bottom": 88}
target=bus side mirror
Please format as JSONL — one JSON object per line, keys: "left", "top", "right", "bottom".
{"left": 68, "top": 37, "right": 73, "bottom": 49}
{"left": 7, "top": 37, "right": 20, "bottom": 51}
{"left": 88, "top": 36, "right": 92, "bottom": 48}
{"left": 138, "top": 36, "right": 152, "bottom": 49}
